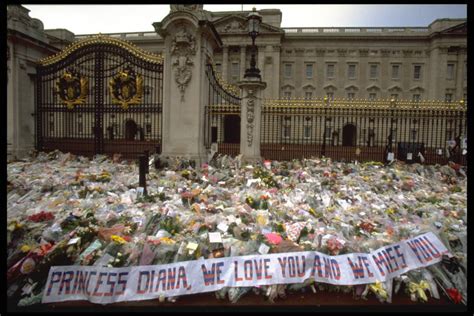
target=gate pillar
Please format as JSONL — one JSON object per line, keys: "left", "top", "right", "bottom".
{"left": 238, "top": 79, "right": 266, "bottom": 163}
{"left": 154, "top": 6, "right": 221, "bottom": 165}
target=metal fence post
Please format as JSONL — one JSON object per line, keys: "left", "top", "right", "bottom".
{"left": 139, "top": 154, "right": 147, "bottom": 196}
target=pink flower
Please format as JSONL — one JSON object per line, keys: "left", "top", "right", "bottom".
{"left": 265, "top": 233, "right": 282, "bottom": 245}
{"left": 326, "top": 237, "right": 343, "bottom": 255}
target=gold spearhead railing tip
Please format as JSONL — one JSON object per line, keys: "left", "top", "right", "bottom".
{"left": 38, "top": 34, "right": 163, "bottom": 66}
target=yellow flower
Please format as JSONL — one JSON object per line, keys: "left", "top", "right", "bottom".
{"left": 308, "top": 208, "right": 318, "bottom": 217}
{"left": 159, "top": 237, "right": 175, "bottom": 245}
{"left": 256, "top": 215, "right": 268, "bottom": 226}
{"left": 8, "top": 221, "right": 23, "bottom": 232}
{"left": 111, "top": 235, "right": 127, "bottom": 244}
{"left": 369, "top": 281, "right": 388, "bottom": 300}
{"left": 20, "top": 245, "right": 31, "bottom": 253}
{"left": 408, "top": 281, "right": 430, "bottom": 302}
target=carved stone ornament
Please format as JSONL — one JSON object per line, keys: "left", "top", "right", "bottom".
{"left": 222, "top": 20, "right": 246, "bottom": 33}
{"left": 56, "top": 70, "right": 88, "bottom": 110}
{"left": 170, "top": 5, "right": 204, "bottom": 12}
{"left": 171, "top": 26, "right": 196, "bottom": 101}
{"left": 109, "top": 67, "right": 143, "bottom": 110}
{"left": 246, "top": 89, "right": 256, "bottom": 147}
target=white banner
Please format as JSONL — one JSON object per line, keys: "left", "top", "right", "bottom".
{"left": 42, "top": 232, "right": 449, "bottom": 305}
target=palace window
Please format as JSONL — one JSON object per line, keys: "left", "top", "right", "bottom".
{"left": 446, "top": 129, "right": 453, "bottom": 140}
{"left": 231, "top": 62, "right": 239, "bottom": 82}
{"left": 305, "top": 64, "right": 313, "bottom": 78}
{"left": 326, "top": 92, "right": 334, "bottom": 100}
{"left": 348, "top": 64, "right": 356, "bottom": 79}
{"left": 325, "top": 126, "right": 332, "bottom": 140}
{"left": 413, "top": 65, "right": 422, "bottom": 80}
{"left": 284, "top": 91, "right": 292, "bottom": 99}
{"left": 283, "top": 116, "right": 291, "bottom": 138}
{"left": 215, "top": 63, "right": 222, "bottom": 74}
{"left": 284, "top": 63, "right": 292, "bottom": 78}
{"left": 146, "top": 123, "right": 152, "bottom": 134}
{"left": 412, "top": 94, "right": 421, "bottom": 102}
{"left": 391, "top": 64, "right": 400, "bottom": 79}
{"left": 326, "top": 64, "right": 335, "bottom": 79}
{"left": 369, "top": 93, "right": 377, "bottom": 101}
{"left": 390, "top": 94, "right": 398, "bottom": 101}
{"left": 447, "top": 63, "right": 455, "bottom": 80}
{"left": 391, "top": 128, "right": 397, "bottom": 142}
{"left": 305, "top": 91, "right": 313, "bottom": 99}
{"left": 368, "top": 128, "right": 375, "bottom": 146}
{"left": 304, "top": 125, "right": 312, "bottom": 139}
{"left": 369, "top": 64, "right": 378, "bottom": 79}
{"left": 411, "top": 129, "right": 417, "bottom": 141}
{"left": 347, "top": 92, "right": 355, "bottom": 100}
{"left": 445, "top": 93, "right": 453, "bottom": 103}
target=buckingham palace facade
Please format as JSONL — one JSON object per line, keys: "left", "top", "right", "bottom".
{"left": 7, "top": 5, "right": 467, "bottom": 160}
{"left": 75, "top": 9, "right": 467, "bottom": 102}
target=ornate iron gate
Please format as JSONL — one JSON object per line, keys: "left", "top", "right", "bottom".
{"left": 36, "top": 35, "right": 163, "bottom": 159}
{"left": 204, "top": 63, "right": 241, "bottom": 156}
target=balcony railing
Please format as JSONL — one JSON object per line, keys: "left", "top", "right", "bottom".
{"left": 75, "top": 31, "right": 160, "bottom": 40}
{"left": 283, "top": 27, "right": 430, "bottom": 34}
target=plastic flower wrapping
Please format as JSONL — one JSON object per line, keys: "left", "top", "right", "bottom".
{"left": 7, "top": 150, "right": 466, "bottom": 306}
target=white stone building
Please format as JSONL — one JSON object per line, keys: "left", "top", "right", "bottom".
{"left": 7, "top": 5, "right": 467, "bottom": 161}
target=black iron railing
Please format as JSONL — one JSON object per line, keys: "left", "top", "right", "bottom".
{"left": 261, "top": 98, "right": 467, "bottom": 165}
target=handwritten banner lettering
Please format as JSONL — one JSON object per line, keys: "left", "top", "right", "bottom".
{"left": 42, "top": 232, "right": 449, "bottom": 305}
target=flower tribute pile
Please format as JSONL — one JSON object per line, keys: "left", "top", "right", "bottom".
{"left": 7, "top": 150, "right": 467, "bottom": 306}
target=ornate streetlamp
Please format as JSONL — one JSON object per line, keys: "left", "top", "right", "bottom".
{"left": 244, "top": 7, "right": 263, "bottom": 80}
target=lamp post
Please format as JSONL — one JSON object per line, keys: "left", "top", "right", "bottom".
{"left": 238, "top": 7, "right": 266, "bottom": 163}
{"left": 244, "top": 7, "right": 262, "bottom": 80}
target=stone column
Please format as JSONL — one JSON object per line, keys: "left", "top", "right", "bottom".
{"left": 436, "top": 47, "right": 448, "bottom": 100}
{"left": 272, "top": 45, "right": 281, "bottom": 99}
{"left": 7, "top": 42, "right": 17, "bottom": 159}
{"left": 154, "top": 8, "right": 222, "bottom": 165}
{"left": 455, "top": 48, "right": 464, "bottom": 100}
{"left": 222, "top": 45, "right": 229, "bottom": 82}
{"left": 428, "top": 47, "right": 440, "bottom": 100}
{"left": 240, "top": 45, "right": 246, "bottom": 80}
{"left": 258, "top": 45, "right": 265, "bottom": 80}
{"left": 238, "top": 78, "right": 266, "bottom": 163}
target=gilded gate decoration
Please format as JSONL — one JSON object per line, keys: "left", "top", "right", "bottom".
{"left": 109, "top": 67, "right": 144, "bottom": 110}
{"left": 56, "top": 70, "right": 88, "bottom": 109}
{"left": 36, "top": 35, "right": 163, "bottom": 159}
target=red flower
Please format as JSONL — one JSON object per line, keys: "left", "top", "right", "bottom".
{"left": 359, "top": 221, "right": 375, "bottom": 233}
{"left": 27, "top": 211, "right": 54, "bottom": 222}
{"left": 446, "top": 288, "right": 462, "bottom": 304}
{"left": 35, "top": 242, "right": 54, "bottom": 257}
{"left": 123, "top": 235, "right": 132, "bottom": 242}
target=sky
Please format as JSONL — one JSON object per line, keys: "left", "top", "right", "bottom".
{"left": 22, "top": 4, "right": 467, "bottom": 35}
